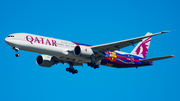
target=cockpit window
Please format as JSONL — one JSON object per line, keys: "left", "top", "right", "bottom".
{"left": 8, "top": 35, "right": 14, "bottom": 37}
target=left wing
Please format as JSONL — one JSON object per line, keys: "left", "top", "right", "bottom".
{"left": 91, "top": 31, "right": 169, "bottom": 52}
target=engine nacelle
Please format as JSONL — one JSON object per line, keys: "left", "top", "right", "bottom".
{"left": 36, "top": 55, "right": 55, "bottom": 67}
{"left": 74, "top": 45, "right": 94, "bottom": 58}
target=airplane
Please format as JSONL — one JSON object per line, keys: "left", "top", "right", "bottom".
{"left": 4, "top": 31, "right": 174, "bottom": 74}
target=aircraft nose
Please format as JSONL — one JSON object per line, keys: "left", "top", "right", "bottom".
{"left": 4, "top": 37, "right": 8, "bottom": 43}
{"left": 5, "top": 35, "right": 16, "bottom": 47}
{"left": 5, "top": 37, "right": 12, "bottom": 45}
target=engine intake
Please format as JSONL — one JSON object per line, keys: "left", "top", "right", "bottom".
{"left": 36, "top": 55, "right": 55, "bottom": 67}
{"left": 74, "top": 45, "right": 94, "bottom": 58}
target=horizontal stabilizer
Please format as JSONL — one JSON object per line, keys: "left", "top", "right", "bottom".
{"left": 141, "top": 55, "right": 174, "bottom": 62}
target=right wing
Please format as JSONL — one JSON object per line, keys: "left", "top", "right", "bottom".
{"left": 91, "top": 31, "right": 169, "bottom": 52}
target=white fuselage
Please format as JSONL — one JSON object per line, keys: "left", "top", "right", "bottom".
{"left": 5, "top": 31, "right": 173, "bottom": 74}
{"left": 5, "top": 33, "right": 92, "bottom": 63}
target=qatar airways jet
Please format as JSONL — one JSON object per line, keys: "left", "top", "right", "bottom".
{"left": 5, "top": 31, "right": 174, "bottom": 74}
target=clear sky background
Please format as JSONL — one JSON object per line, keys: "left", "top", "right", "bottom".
{"left": 0, "top": 0, "right": 179, "bottom": 101}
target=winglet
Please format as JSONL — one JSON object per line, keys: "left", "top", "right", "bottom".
{"left": 161, "top": 31, "right": 170, "bottom": 33}
{"left": 147, "top": 31, "right": 170, "bottom": 37}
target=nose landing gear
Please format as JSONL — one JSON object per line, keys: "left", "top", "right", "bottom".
{"left": 13, "top": 47, "right": 20, "bottom": 57}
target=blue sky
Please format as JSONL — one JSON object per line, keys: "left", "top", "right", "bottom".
{"left": 0, "top": 0, "right": 180, "bottom": 101}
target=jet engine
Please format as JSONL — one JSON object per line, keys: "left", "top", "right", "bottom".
{"left": 74, "top": 45, "right": 94, "bottom": 58}
{"left": 36, "top": 55, "right": 55, "bottom": 67}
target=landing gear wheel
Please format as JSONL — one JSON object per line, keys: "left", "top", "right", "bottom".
{"left": 74, "top": 70, "right": 78, "bottom": 73}
{"left": 90, "top": 63, "right": 96, "bottom": 67}
{"left": 72, "top": 69, "right": 78, "bottom": 74}
{"left": 95, "top": 65, "right": 99, "bottom": 68}
{"left": 87, "top": 63, "right": 90, "bottom": 66}
{"left": 66, "top": 67, "right": 78, "bottom": 74}
{"left": 87, "top": 62, "right": 100, "bottom": 69}
{"left": 66, "top": 68, "right": 69, "bottom": 71}
{"left": 15, "top": 53, "right": 20, "bottom": 57}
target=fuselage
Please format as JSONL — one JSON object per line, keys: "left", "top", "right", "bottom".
{"left": 5, "top": 33, "right": 152, "bottom": 68}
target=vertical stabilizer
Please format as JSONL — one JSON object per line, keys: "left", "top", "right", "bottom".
{"left": 131, "top": 32, "right": 152, "bottom": 59}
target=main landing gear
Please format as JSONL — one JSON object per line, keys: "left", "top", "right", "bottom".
{"left": 66, "top": 62, "right": 78, "bottom": 74}
{"left": 65, "top": 56, "right": 99, "bottom": 74}
{"left": 87, "top": 62, "right": 99, "bottom": 69}
{"left": 13, "top": 47, "right": 20, "bottom": 57}
{"left": 87, "top": 56, "right": 99, "bottom": 69}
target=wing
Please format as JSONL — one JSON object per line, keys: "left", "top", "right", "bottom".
{"left": 91, "top": 31, "right": 169, "bottom": 52}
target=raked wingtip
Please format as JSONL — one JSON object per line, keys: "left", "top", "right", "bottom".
{"left": 161, "top": 31, "right": 170, "bottom": 33}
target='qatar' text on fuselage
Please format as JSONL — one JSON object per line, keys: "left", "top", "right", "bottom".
{"left": 26, "top": 35, "right": 57, "bottom": 47}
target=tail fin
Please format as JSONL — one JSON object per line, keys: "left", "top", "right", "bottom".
{"left": 131, "top": 32, "right": 152, "bottom": 59}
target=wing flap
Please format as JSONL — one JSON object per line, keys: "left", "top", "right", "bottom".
{"left": 140, "top": 55, "right": 174, "bottom": 62}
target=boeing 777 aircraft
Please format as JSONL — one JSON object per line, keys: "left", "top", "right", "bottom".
{"left": 5, "top": 31, "right": 174, "bottom": 74}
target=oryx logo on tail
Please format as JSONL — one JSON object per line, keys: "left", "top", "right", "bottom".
{"left": 131, "top": 32, "right": 152, "bottom": 59}
{"left": 135, "top": 37, "right": 151, "bottom": 58}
